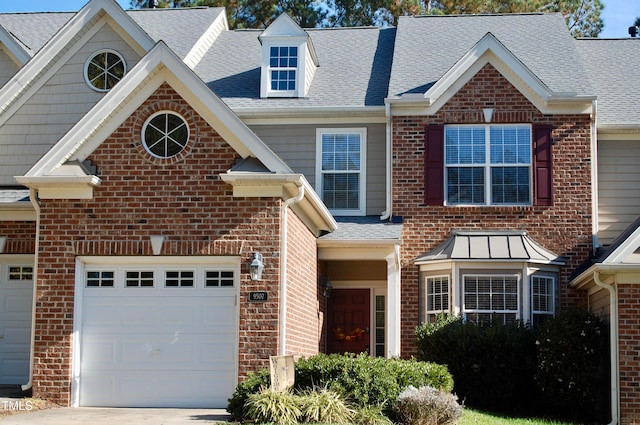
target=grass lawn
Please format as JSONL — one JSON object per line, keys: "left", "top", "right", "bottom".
{"left": 459, "top": 408, "right": 578, "bottom": 425}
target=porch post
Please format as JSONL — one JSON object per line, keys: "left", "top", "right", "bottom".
{"left": 386, "top": 244, "right": 401, "bottom": 357}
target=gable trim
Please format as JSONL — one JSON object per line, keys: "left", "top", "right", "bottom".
{"left": 388, "top": 32, "right": 594, "bottom": 116}
{"left": 0, "top": 25, "right": 30, "bottom": 65}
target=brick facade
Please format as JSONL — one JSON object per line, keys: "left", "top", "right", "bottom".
{"left": 0, "top": 221, "right": 36, "bottom": 254}
{"left": 31, "top": 84, "right": 300, "bottom": 405}
{"left": 392, "top": 64, "right": 592, "bottom": 355}
{"left": 618, "top": 284, "right": 640, "bottom": 425}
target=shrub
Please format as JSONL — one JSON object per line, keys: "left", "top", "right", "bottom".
{"left": 393, "top": 385, "right": 463, "bottom": 425}
{"left": 227, "top": 353, "right": 454, "bottom": 420}
{"left": 298, "top": 387, "right": 354, "bottom": 424}
{"left": 535, "top": 309, "right": 609, "bottom": 423}
{"left": 352, "top": 406, "right": 394, "bottom": 425}
{"left": 243, "top": 387, "right": 301, "bottom": 425}
{"left": 416, "top": 316, "right": 537, "bottom": 414}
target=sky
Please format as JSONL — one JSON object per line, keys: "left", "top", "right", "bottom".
{"left": 0, "top": 0, "right": 636, "bottom": 38}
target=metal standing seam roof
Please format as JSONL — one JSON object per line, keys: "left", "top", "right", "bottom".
{"left": 575, "top": 38, "right": 640, "bottom": 127}
{"left": 414, "top": 230, "right": 564, "bottom": 264}
{"left": 389, "top": 13, "right": 593, "bottom": 98}
{"left": 195, "top": 26, "right": 396, "bottom": 110}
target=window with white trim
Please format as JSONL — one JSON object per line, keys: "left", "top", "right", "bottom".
{"left": 125, "top": 271, "right": 154, "bottom": 287}
{"left": 445, "top": 125, "right": 531, "bottom": 205}
{"left": 463, "top": 274, "right": 519, "bottom": 324}
{"left": 425, "top": 276, "right": 449, "bottom": 323}
{"left": 142, "top": 111, "right": 189, "bottom": 159}
{"left": 84, "top": 49, "right": 126, "bottom": 92}
{"left": 531, "top": 275, "right": 555, "bottom": 327}
{"left": 317, "top": 128, "right": 366, "bottom": 215}
{"left": 205, "top": 270, "right": 235, "bottom": 287}
{"left": 8, "top": 266, "right": 33, "bottom": 281}
{"left": 86, "top": 271, "right": 114, "bottom": 287}
{"left": 165, "top": 270, "right": 194, "bottom": 287}
{"left": 269, "top": 46, "right": 298, "bottom": 93}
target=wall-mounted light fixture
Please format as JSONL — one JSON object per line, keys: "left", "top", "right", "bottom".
{"left": 0, "top": 236, "right": 6, "bottom": 254}
{"left": 319, "top": 276, "right": 332, "bottom": 298}
{"left": 249, "top": 253, "right": 265, "bottom": 281}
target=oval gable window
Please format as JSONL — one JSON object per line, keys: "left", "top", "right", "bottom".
{"left": 85, "top": 49, "right": 126, "bottom": 92}
{"left": 142, "top": 111, "right": 189, "bottom": 158}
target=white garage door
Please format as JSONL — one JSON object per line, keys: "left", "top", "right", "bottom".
{"left": 0, "top": 261, "right": 33, "bottom": 385}
{"left": 78, "top": 261, "right": 238, "bottom": 408}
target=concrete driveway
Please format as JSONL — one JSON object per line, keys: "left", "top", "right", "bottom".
{"left": 0, "top": 386, "right": 232, "bottom": 424}
{"left": 1, "top": 406, "right": 231, "bottom": 424}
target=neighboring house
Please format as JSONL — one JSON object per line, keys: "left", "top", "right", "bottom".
{"left": 0, "top": 0, "right": 637, "bottom": 423}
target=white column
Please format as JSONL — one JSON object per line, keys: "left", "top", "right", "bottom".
{"left": 386, "top": 244, "right": 401, "bottom": 358}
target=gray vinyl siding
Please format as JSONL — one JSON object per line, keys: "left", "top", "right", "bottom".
{"left": 0, "top": 24, "right": 141, "bottom": 186}
{"left": 597, "top": 139, "right": 640, "bottom": 245}
{"left": 0, "top": 49, "right": 19, "bottom": 88}
{"left": 250, "top": 123, "right": 386, "bottom": 216}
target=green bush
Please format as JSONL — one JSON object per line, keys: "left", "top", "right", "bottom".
{"left": 393, "top": 385, "right": 463, "bottom": 425}
{"left": 352, "top": 406, "right": 394, "bottom": 425}
{"left": 535, "top": 309, "right": 609, "bottom": 423}
{"left": 298, "top": 387, "right": 354, "bottom": 424}
{"left": 227, "top": 353, "right": 453, "bottom": 420}
{"left": 416, "top": 316, "right": 537, "bottom": 414}
{"left": 243, "top": 387, "right": 301, "bottom": 425}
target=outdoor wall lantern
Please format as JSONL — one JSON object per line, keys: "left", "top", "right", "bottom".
{"left": 320, "top": 276, "right": 332, "bottom": 298}
{"left": 249, "top": 253, "right": 265, "bottom": 281}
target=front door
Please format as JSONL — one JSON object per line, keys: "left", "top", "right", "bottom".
{"left": 327, "top": 289, "right": 370, "bottom": 354}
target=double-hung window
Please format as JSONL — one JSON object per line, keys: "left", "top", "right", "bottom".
{"left": 269, "top": 46, "right": 298, "bottom": 93}
{"left": 444, "top": 125, "right": 531, "bottom": 205}
{"left": 317, "top": 128, "right": 366, "bottom": 215}
{"left": 463, "top": 274, "right": 519, "bottom": 324}
{"left": 531, "top": 275, "right": 556, "bottom": 327}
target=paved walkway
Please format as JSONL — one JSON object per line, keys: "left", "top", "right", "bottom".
{"left": 0, "top": 386, "right": 232, "bottom": 424}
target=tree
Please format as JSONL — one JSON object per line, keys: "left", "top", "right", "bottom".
{"left": 430, "top": 0, "right": 603, "bottom": 37}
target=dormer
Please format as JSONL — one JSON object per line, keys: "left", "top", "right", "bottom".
{"left": 259, "top": 14, "right": 318, "bottom": 98}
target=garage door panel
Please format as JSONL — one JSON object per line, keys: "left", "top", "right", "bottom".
{"left": 79, "top": 263, "right": 238, "bottom": 407}
{"left": 81, "top": 370, "right": 236, "bottom": 408}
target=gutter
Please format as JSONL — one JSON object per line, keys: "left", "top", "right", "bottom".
{"left": 591, "top": 99, "right": 600, "bottom": 252}
{"left": 381, "top": 101, "right": 392, "bottom": 220}
{"left": 22, "top": 188, "right": 40, "bottom": 392}
{"left": 279, "top": 184, "right": 305, "bottom": 356}
{"left": 593, "top": 271, "right": 619, "bottom": 425}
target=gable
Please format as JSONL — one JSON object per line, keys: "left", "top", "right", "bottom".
{"left": 0, "top": 47, "right": 19, "bottom": 87}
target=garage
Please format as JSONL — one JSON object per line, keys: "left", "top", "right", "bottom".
{"left": 76, "top": 259, "right": 239, "bottom": 408}
{"left": 0, "top": 258, "right": 33, "bottom": 385}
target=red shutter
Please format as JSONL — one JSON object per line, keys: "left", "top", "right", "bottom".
{"left": 533, "top": 124, "right": 553, "bottom": 206}
{"left": 424, "top": 124, "right": 444, "bottom": 206}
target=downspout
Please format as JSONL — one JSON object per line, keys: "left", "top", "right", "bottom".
{"left": 380, "top": 101, "right": 392, "bottom": 221}
{"left": 591, "top": 99, "right": 600, "bottom": 252}
{"left": 279, "top": 184, "right": 305, "bottom": 356}
{"left": 22, "top": 188, "right": 40, "bottom": 391}
{"left": 593, "top": 271, "right": 619, "bottom": 425}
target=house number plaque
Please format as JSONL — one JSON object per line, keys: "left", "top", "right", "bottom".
{"left": 249, "top": 291, "right": 268, "bottom": 302}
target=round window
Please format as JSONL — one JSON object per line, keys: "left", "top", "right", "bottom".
{"left": 85, "top": 49, "right": 126, "bottom": 92}
{"left": 142, "top": 111, "right": 189, "bottom": 158}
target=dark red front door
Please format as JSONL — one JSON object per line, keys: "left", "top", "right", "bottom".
{"left": 327, "top": 289, "right": 370, "bottom": 354}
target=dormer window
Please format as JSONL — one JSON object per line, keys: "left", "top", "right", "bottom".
{"left": 259, "top": 14, "right": 318, "bottom": 99}
{"left": 270, "top": 46, "right": 298, "bottom": 93}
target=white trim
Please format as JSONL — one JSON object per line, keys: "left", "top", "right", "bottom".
{"left": 182, "top": 8, "right": 228, "bottom": 69}
{"left": 0, "top": 25, "right": 30, "bottom": 66}
{"left": 461, "top": 273, "right": 521, "bottom": 323}
{"left": 84, "top": 48, "right": 127, "bottom": 92}
{"left": 141, "top": 110, "right": 190, "bottom": 159}
{"left": 315, "top": 128, "right": 367, "bottom": 216}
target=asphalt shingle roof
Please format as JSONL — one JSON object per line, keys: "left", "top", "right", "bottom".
{"left": 196, "top": 26, "right": 395, "bottom": 110}
{"left": 319, "top": 216, "right": 402, "bottom": 241}
{"left": 389, "top": 13, "right": 592, "bottom": 98}
{"left": 575, "top": 38, "right": 640, "bottom": 127}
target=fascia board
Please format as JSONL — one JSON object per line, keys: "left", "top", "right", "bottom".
{"left": 0, "top": 204, "right": 36, "bottom": 221}
{"left": 14, "top": 175, "right": 101, "bottom": 200}
{"left": 259, "top": 14, "right": 308, "bottom": 39}
{"left": 602, "top": 226, "right": 640, "bottom": 264}
{"left": 0, "top": 0, "right": 155, "bottom": 127}
{"left": 0, "top": 26, "right": 30, "bottom": 65}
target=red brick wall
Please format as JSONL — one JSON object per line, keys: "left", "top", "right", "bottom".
{"left": 0, "top": 221, "right": 36, "bottom": 253}
{"left": 32, "top": 84, "right": 287, "bottom": 405}
{"left": 283, "top": 209, "right": 322, "bottom": 357}
{"left": 618, "top": 283, "right": 640, "bottom": 425}
{"left": 392, "top": 64, "right": 592, "bottom": 355}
